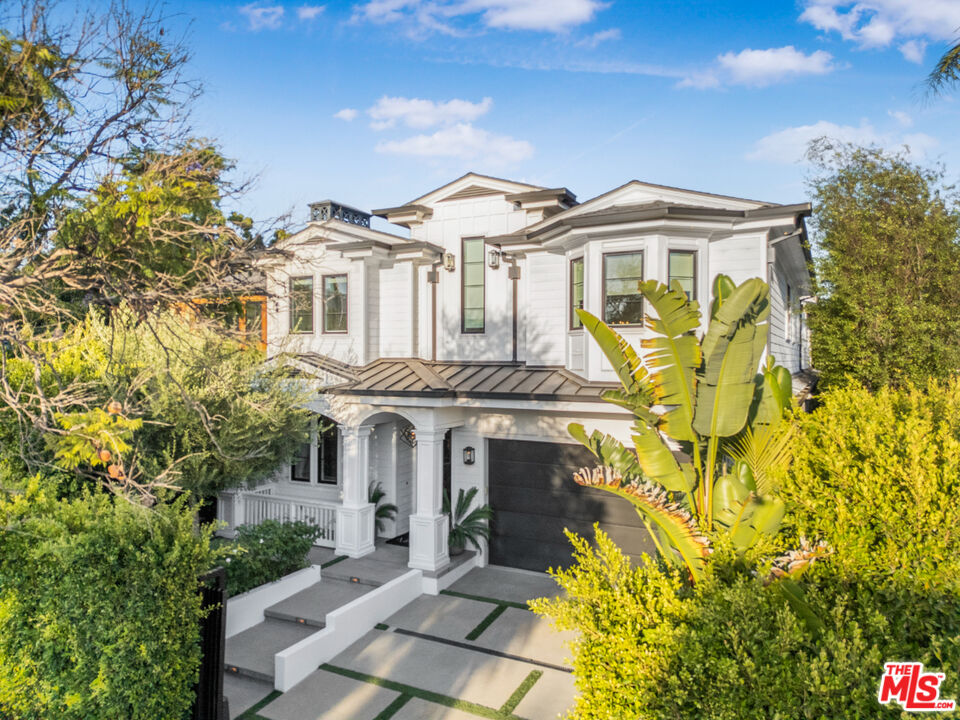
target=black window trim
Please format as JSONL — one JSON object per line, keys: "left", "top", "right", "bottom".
{"left": 569, "top": 256, "right": 585, "bottom": 331}
{"left": 602, "top": 250, "right": 645, "bottom": 327}
{"left": 321, "top": 273, "right": 348, "bottom": 335}
{"left": 288, "top": 275, "right": 314, "bottom": 335}
{"left": 461, "top": 237, "right": 485, "bottom": 334}
{"left": 668, "top": 248, "right": 698, "bottom": 301}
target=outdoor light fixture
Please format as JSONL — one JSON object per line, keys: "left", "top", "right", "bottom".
{"left": 399, "top": 423, "right": 417, "bottom": 448}
{"left": 487, "top": 249, "right": 501, "bottom": 269}
{"left": 443, "top": 252, "right": 456, "bottom": 271}
{"left": 463, "top": 446, "right": 476, "bottom": 465}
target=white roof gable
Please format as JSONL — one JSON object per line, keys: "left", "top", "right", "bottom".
{"left": 407, "top": 172, "right": 543, "bottom": 207}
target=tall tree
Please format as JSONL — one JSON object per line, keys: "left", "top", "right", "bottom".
{"left": 0, "top": 2, "right": 298, "bottom": 501}
{"left": 806, "top": 140, "right": 960, "bottom": 390}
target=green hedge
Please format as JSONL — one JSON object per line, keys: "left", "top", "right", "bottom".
{"left": 221, "top": 520, "right": 320, "bottom": 596}
{"left": 534, "top": 379, "right": 960, "bottom": 719}
{"left": 0, "top": 481, "right": 216, "bottom": 720}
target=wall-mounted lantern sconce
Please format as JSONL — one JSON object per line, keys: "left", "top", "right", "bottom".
{"left": 487, "top": 250, "right": 501, "bottom": 269}
{"left": 463, "top": 446, "right": 476, "bottom": 465}
{"left": 443, "top": 252, "right": 456, "bottom": 271}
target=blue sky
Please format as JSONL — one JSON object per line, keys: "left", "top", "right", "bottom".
{"left": 163, "top": 0, "right": 960, "bottom": 231}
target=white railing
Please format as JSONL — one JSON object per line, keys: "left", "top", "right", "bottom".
{"left": 222, "top": 487, "right": 338, "bottom": 547}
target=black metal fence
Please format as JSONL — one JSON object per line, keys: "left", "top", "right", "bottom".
{"left": 192, "top": 567, "right": 229, "bottom": 720}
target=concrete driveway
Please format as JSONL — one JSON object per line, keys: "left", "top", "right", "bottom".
{"left": 230, "top": 566, "right": 577, "bottom": 720}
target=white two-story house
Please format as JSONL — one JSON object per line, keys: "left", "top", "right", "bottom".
{"left": 218, "top": 172, "right": 812, "bottom": 576}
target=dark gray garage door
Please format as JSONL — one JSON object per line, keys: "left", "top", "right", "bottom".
{"left": 487, "top": 438, "right": 655, "bottom": 572}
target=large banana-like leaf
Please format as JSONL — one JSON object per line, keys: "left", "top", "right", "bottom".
{"left": 631, "top": 419, "right": 695, "bottom": 492}
{"left": 693, "top": 278, "right": 770, "bottom": 438}
{"left": 576, "top": 308, "right": 654, "bottom": 400}
{"left": 573, "top": 465, "right": 710, "bottom": 581}
{"left": 600, "top": 389, "right": 657, "bottom": 426}
{"left": 569, "top": 423, "right": 643, "bottom": 481}
{"left": 710, "top": 274, "right": 736, "bottom": 319}
{"left": 712, "top": 474, "right": 785, "bottom": 550}
{"left": 638, "top": 280, "right": 701, "bottom": 442}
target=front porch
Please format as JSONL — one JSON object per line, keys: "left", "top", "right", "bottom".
{"left": 218, "top": 408, "right": 467, "bottom": 575}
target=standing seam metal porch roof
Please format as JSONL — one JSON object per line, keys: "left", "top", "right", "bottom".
{"left": 312, "top": 356, "right": 618, "bottom": 402}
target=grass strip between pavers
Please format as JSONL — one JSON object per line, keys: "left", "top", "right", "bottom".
{"left": 372, "top": 692, "right": 413, "bottom": 720}
{"left": 440, "top": 589, "right": 529, "bottom": 610}
{"left": 499, "top": 670, "right": 543, "bottom": 715}
{"left": 321, "top": 554, "right": 349, "bottom": 569}
{"left": 465, "top": 604, "right": 508, "bottom": 641}
{"left": 320, "top": 663, "right": 524, "bottom": 720}
{"left": 235, "top": 689, "right": 281, "bottom": 719}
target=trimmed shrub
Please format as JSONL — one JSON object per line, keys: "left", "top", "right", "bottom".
{"left": 534, "top": 530, "right": 886, "bottom": 720}
{"left": 222, "top": 520, "right": 320, "bottom": 596}
{"left": 535, "top": 379, "right": 960, "bottom": 719}
{"left": 0, "top": 481, "right": 216, "bottom": 720}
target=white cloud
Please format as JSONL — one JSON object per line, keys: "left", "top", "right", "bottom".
{"left": 367, "top": 96, "right": 493, "bottom": 130}
{"left": 680, "top": 46, "right": 835, "bottom": 88}
{"left": 375, "top": 123, "right": 533, "bottom": 165}
{"left": 800, "top": 1, "right": 960, "bottom": 51}
{"left": 575, "top": 28, "right": 621, "bottom": 49}
{"left": 353, "top": 0, "right": 606, "bottom": 34}
{"left": 334, "top": 108, "right": 359, "bottom": 121}
{"left": 297, "top": 5, "right": 325, "bottom": 20}
{"left": 239, "top": 3, "right": 285, "bottom": 30}
{"left": 888, "top": 109, "right": 913, "bottom": 127}
{"left": 717, "top": 46, "right": 835, "bottom": 87}
{"left": 748, "top": 119, "right": 938, "bottom": 164}
{"left": 898, "top": 39, "right": 927, "bottom": 63}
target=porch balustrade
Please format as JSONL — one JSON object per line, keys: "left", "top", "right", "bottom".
{"left": 220, "top": 487, "right": 337, "bottom": 548}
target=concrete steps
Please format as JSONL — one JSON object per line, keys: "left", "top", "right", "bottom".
{"left": 264, "top": 578, "right": 372, "bottom": 627}
{"left": 225, "top": 618, "right": 317, "bottom": 682}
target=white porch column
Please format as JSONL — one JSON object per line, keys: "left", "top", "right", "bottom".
{"left": 335, "top": 425, "right": 376, "bottom": 558}
{"left": 408, "top": 428, "right": 450, "bottom": 572}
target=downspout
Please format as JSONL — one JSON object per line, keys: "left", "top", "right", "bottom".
{"left": 427, "top": 260, "right": 442, "bottom": 362}
{"left": 504, "top": 253, "right": 520, "bottom": 363}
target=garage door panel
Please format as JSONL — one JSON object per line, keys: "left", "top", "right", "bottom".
{"left": 488, "top": 438, "right": 656, "bottom": 572}
{"left": 489, "top": 484, "right": 648, "bottom": 527}
{"left": 488, "top": 460, "right": 589, "bottom": 493}
{"left": 489, "top": 440, "right": 592, "bottom": 466}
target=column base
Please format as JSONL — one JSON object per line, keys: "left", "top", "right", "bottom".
{"left": 334, "top": 503, "right": 376, "bottom": 558}
{"left": 408, "top": 513, "right": 450, "bottom": 572}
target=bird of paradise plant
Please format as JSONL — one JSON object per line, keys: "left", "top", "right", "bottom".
{"left": 569, "top": 276, "right": 819, "bottom": 599}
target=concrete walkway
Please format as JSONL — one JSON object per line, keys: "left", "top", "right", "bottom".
{"left": 232, "top": 565, "right": 578, "bottom": 720}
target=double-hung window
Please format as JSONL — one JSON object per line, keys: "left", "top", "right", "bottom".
{"left": 289, "top": 277, "right": 314, "bottom": 333}
{"left": 322, "top": 274, "right": 348, "bottom": 333}
{"left": 462, "top": 238, "right": 485, "bottom": 333}
{"left": 290, "top": 418, "right": 339, "bottom": 484}
{"left": 570, "top": 257, "right": 584, "bottom": 329}
{"left": 668, "top": 250, "right": 697, "bottom": 301}
{"left": 603, "top": 251, "right": 644, "bottom": 325}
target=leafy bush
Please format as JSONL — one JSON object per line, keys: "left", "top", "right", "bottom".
{"left": 0, "top": 481, "right": 216, "bottom": 720}
{"left": 222, "top": 520, "right": 320, "bottom": 596}
{"left": 536, "top": 380, "right": 960, "bottom": 719}
{"left": 780, "top": 378, "right": 960, "bottom": 586}
{"left": 536, "top": 530, "right": 898, "bottom": 720}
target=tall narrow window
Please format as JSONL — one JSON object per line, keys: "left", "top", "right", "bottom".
{"left": 291, "top": 440, "right": 310, "bottom": 482}
{"left": 317, "top": 420, "right": 338, "bottom": 484}
{"left": 322, "top": 274, "right": 348, "bottom": 333}
{"left": 570, "top": 257, "right": 585, "bottom": 329}
{"left": 603, "top": 251, "right": 644, "bottom": 325}
{"left": 668, "top": 250, "right": 697, "bottom": 301}
{"left": 289, "top": 276, "right": 314, "bottom": 333}
{"left": 462, "top": 238, "right": 485, "bottom": 333}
